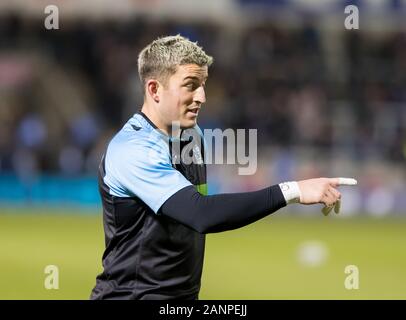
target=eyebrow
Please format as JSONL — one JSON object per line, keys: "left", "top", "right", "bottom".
{"left": 183, "top": 76, "right": 208, "bottom": 82}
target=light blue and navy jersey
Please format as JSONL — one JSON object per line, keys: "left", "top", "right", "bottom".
{"left": 91, "top": 111, "right": 207, "bottom": 300}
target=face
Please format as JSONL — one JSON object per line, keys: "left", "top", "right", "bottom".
{"left": 158, "top": 64, "right": 208, "bottom": 130}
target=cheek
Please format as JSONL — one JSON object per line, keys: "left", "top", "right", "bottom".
{"left": 173, "top": 92, "right": 192, "bottom": 110}
{"left": 163, "top": 90, "right": 184, "bottom": 117}
{"left": 163, "top": 88, "right": 193, "bottom": 112}
{"left": 179, "top": 92, "right": 194, "bottom": 106}
{"left": 161, "top": 90, "right": 177, "bottom": 108}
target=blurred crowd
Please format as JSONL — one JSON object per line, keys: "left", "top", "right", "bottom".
{"left": 0, "top": 14, "right": 405, "bottom": 181}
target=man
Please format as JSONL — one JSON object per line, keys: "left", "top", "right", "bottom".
{"left": 90, "top": 35, "right": 356, "bottom": 300}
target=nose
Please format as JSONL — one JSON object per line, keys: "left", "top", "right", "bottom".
{"left": 194, "top": 86, "right": 206, "bottom": 105}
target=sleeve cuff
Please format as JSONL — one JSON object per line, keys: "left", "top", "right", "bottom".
{"left": 278, "top": 181, "right": 301, "bottom": 204}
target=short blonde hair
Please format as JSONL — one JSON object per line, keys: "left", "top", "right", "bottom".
{"left": 138, "top": 35, "right": 213, "bottom": 89}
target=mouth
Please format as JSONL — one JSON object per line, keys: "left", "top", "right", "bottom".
{"left": 186, "top": 107, "right": 200, "bottom": 117}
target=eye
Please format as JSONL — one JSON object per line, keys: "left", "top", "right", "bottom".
{"left": 185, "top": 82, "right": 198, "bottom": 90}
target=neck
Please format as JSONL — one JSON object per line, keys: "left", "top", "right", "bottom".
{"left": 140, "top": 103, "right": 180, "bottom": 137}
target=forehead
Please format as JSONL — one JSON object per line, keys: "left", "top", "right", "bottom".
{"left": 173, "top": 64, "right": 208, "bottom": 80}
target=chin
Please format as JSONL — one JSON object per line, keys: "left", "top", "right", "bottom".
{"left": 180, "top": 118, "right": 197, "bottom": 129}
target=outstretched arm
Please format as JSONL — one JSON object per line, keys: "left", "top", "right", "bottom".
{"left": 160, "top": 177, "right": 357, "bottom": 234}
{"left": 160, "top": 185, "right": 286, "bottom": 234}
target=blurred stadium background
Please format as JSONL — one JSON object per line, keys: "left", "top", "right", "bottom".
{"left": 0, "top": 0, "right": 405, "bottom": 299}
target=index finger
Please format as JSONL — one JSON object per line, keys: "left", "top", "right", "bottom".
{"left": 338, "top": 177, "right": 357, "bottom": 186}
{"left": 329, "top": 177, "right": 358, "bottom": 186}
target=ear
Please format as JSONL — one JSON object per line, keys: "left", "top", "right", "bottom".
{"left": 146, "top": 79, "right": 160, "bottom": 103}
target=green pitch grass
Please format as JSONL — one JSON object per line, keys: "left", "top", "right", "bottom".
{"left": 0, "top": 208, "right": 405, "bottom": 299}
